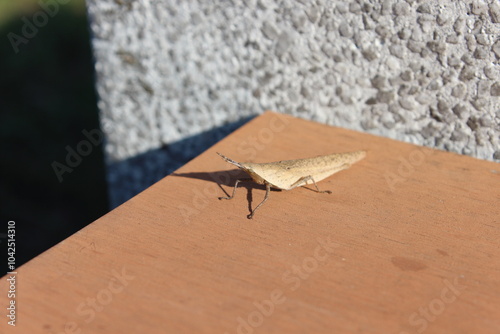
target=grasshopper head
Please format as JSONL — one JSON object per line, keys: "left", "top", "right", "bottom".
{"left": 217, "top": 153, "right": 267, "bottom": 185}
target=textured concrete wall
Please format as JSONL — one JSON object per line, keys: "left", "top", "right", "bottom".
{"left": 86, "top": 0, "right": 499, "bottom": 207}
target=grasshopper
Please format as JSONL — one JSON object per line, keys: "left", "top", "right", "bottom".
{"left": 217, "top": 150, "right": 366, "bottom": 219}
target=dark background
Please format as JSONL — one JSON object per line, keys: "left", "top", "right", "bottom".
{"left": 0, "top": 0, "right": 109, "bottom": 273}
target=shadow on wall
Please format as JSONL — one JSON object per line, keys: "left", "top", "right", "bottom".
{"left": 107, "top": 116, "right": 255, "bottom": 208}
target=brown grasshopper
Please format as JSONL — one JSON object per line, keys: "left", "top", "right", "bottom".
{"left": 217, "top": 151, "right": 366, "bottom": 219}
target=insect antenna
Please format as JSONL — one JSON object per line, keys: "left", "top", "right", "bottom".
{"left": 217, "top": 152, "right": 244, "bottom": 168}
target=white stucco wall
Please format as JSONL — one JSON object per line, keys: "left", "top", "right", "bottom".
{"left": 86, "top": 0, "right": 500, "bottom": 206}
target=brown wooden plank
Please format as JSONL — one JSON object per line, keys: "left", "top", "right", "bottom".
{"left": 1, "top": 111, "right": 499, "bottom": 334}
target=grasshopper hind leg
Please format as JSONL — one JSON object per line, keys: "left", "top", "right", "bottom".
{"left": 290, "top": 175, "right": 332, "bottom": 194}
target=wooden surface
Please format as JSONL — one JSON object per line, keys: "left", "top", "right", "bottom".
{"left": 2, "top": 111, "right": 499, "bottom": 334}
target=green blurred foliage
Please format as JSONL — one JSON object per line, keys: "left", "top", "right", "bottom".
{"left": 0, "top": 0, "right": 86, "bottom": 24}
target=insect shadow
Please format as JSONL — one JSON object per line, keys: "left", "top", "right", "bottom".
{"left": 170, "top": 170, "right": 282, "bottom": 217}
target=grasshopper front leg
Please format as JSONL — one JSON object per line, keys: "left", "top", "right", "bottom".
{"left": 218, "top": 178, "right": 253, "bottom": 200}
{"left": 248, "top": 182, "right": 271, "bottom": 219}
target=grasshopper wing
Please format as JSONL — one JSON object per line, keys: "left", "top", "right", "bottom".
{"left": 238, "top": 151, "right": 366, "bottom": 190}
